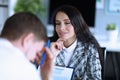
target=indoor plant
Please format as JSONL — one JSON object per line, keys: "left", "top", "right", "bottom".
{"left": 14, "top": 0, "right": 46, "bottom": 18}
{"left": 106, "top": 23, "right": 117, "bottom": 31}
{"left": 106, "top": 23, "right": 118, "bottom": 43}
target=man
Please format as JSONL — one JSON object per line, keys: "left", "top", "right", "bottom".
{"left": 0, "top": 12, "right": 60, "bottom": 80}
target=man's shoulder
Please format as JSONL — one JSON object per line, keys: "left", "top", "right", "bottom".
{"left": 0, "top": 50, "right": 40, "bottom": 80}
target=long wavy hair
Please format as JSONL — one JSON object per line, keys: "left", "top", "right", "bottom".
{"left": 50, "top": 5, "right": 103, "bottom": 66}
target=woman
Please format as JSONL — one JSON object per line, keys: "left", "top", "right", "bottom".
{"left": 50, "top": 5, "right": 102, "bottom": 80}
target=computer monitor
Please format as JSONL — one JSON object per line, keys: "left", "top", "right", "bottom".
{"left": 48, "top": 0, "right": 96, "bottom": 27}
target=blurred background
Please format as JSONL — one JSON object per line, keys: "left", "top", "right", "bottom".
{"left": 0, "top": 0, "right": 120, "bottom": 80}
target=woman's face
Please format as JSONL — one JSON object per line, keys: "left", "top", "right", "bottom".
{"left": 55, "top": 12, "right": 76, "bottom": 41}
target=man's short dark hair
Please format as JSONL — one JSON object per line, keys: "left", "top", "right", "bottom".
{"left": 1, "top": 12, "right": 47, "bottom": 41}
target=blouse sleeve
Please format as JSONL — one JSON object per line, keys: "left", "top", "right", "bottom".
{"left": 84, "top": 45, "right": 102, "bottom": 80}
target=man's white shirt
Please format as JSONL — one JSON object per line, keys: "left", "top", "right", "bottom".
{"left": 0, "top": 38, "right": 41, "bottom": 80}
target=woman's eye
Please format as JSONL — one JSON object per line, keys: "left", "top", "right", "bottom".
{"left": 55, "top": 23, "right": 60, "bottom": 25}
{"left": 65, "top": 22, "right": 71, "bottom": 25}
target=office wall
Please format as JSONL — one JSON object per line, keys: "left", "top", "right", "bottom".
{"left": 95, "top": 9, "right": 120, "bottom": 40}
{"left": 0, "top": 0, "right": 8, "bottom": 33}
{"left": 0, "top": 0, "right": 120, "bottom": 39}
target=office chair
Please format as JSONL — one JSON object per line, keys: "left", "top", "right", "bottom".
{"left": 99, "top": 47, "right": 106, "bottom": 80}
{"left": 104, "top": 51, "right": 120, "bottom": 80}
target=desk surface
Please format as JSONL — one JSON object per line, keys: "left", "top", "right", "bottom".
{"left": 95, "top": 34, "right": 120, "bottom": 52}
{"left": 98, "top": 40, "right": 120, "bottom": 52}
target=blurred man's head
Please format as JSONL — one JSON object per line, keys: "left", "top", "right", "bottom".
{"left": 0, "top": 12, "right": 47, "bottom": 62}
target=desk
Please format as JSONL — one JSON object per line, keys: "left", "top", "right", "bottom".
{"left": 98, "top": 40, "right": 120, "bottom": 52}
{"left": 94, "top": 34, "right": 120, "bottom": 52}
{"left": 95, "top": 35, "right": 120, "bottom": 80}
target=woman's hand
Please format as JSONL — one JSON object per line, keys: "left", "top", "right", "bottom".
{"left": 40, "top": 40, "right": 64, "bottom": 80}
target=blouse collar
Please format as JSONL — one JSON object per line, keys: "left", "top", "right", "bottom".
{"left": 63, "top": 39, "right": 77, "bottom": 52}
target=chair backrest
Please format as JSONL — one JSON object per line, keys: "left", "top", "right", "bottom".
{"left": 99, "top": 47, "right": 106, "bottom": 80}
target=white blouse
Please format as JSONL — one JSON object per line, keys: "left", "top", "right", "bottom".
{"left": 63, "top": 39, "right": 77, "bottom": 66}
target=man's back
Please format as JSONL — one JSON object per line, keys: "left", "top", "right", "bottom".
{"left": 0, "top": 38, "right": 40, "bottom": 80}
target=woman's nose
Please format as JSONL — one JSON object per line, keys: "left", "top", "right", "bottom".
{"left": 59, "top": 23, "right": 65, "bottom": 30}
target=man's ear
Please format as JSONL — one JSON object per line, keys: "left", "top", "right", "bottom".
{"left": 21, "top": 33, "right": 35, "bottom": 49}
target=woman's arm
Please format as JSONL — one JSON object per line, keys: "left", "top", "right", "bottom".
{"left": 85, "top": 45, "right": 102, "bottom": 80}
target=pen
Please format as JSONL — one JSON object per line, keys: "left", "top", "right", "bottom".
{"left": 40, "top": 40, "right": 50, "bottom": 66}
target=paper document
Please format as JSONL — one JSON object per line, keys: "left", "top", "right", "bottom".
{"left": 53, "top": 66, "right": 74, "bottom": 80}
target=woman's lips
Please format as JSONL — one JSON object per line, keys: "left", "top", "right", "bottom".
{"left": 59, "top": 32, "right": 68, "bottom": 36}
